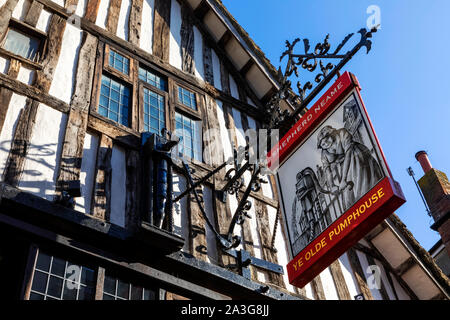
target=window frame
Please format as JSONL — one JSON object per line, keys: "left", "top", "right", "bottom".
{"left": 0, "top": 18, "right": 46, "bottom": 69}
{"left": 26, "top": 248, "right": 98, "bottom": 301}
{"left": 103, "top": 44, "right": 134, "bottom": 82}
{"left": 170, "top": 81, "right": 204, "bottom": 163}
{"left": 91, "top": 43, "right": 136, "bottom": 131}
{"left": 173, "top": 110, "right": 203, "bottom": 162}
{"left": 173, "top": 82, "right": 202, "bottom": 120}
{"left": 138, "top": 81, "right": 170, "bottom": 135}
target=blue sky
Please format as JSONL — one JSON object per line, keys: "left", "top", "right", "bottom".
{"left": 221, "top": 0, "right": 450, "bottom": 250}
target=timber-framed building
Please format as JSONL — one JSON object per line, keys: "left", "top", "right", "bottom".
{"left": 0, "top": 0, "right": 448, "bottom": 300}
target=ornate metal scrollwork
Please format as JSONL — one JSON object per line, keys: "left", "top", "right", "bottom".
{"left": 266, "top": 27, "right": 378, "bottom": 130}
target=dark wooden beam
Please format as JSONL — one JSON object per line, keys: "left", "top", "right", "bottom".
{"left": 0, "top": 59, "right": 20, "bottom": 134}
{"left": 0, "top": 0, "right": 19, "bottom": 40}
{"left": 346, "top": 247, "right": 374, "bottom": 300}
{"left": 24, "top": 1, "right": 44, "bottom": 27}
{"left": 92, "top": 134, "right": 113, "bottom": 221}
{"left": 394, "top": 256, "right": 416, "bottom": 276}
{"left": 105, "top": 0, "right": 122, "bottom": 35}
{"left": 260, "top": 86, "right": 277, "bottom": 105}
{"left": 193, "top": 0, "right": 209, "bottom": 21}
{"left": 180, "top": 3, "right": 195, "bottom": 75}
{"left": 217, "top": 29, "right": 232, "bottom": 49}
{"left": 329, "top": 260, "right": 352, "bottom": 300}
{"left": 128, "top": 0, "right": 143, "bottom": 47}
{"left": 152, "top": 0, "right": 171, "bottom": 62}
{"left": 239, "top": 58, "right": 254, "bottom": 77}
{"left": 84, "top": 0, "right": 102, "bottom": 23}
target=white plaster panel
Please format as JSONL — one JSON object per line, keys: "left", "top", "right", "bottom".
{"left": 224, "top": 37, "right": 250, "bottom": 71}
{"left": 371, "top": 228, "right": 411, "bottom": 269}
{"left": 356, "top": 250, "right": 383, "bottom": 300}
{"left": 391, "top": 272, "right": 411, "bottom": 300}
{"left": 17, "top": 66, "right": 35, "bottom": 85}
{"left": 319, "top": 267, "right": 339, "bottom": 300}
{"left": 75, "top": 133, "right": 99, "bottom": 214}
{"left": 50, "top": 0, "right": 65, "bottom": 7}
{"left": 35, "top": 9, "right": 52, "bottom": 33}
{"left": 95, "top": 0, "right": 111, "bottom": 29}
{"left": 211, "top": 49, "right": 222, "bottom": 91}
{"left": 116, "top": 0, "right": 131, "bottom": 41}
{"left": 247, "top": 197, "right": 266, "bottom": 282}
{"left": 0, "top": 56, "right": 10, "bottom": 75}
{"left": 19, "top": 104, "right": 67, "bottom": 201}
{"left": 268, "top": 204, "right": 296, "bottom": 294}
{"left": 245, "top": 64, "right": 272, "bottom": 99}
{"left": 229, "top": 75, "right": 239, "bottom": 100}
{"left": 186, "top": 0, "right": 201, "bottom": 9}
{"left": 193, "top": 26, "right": 204, "bottom": 81}
{"left": 169, "top": 0, "right": 182, "bottom": 70}
{"left": 203, "top": 10, "right": 226, "bottom": 42}
{"left": 12, "top": 0, "right": 31, "bottom": 20}
{"left": 215, "top": 100, "right": 232, "bottom": 170}
{"left": 75, "top": 0, "right": 88, "bottom": 17}
{"left": 402, "top": 264, "right": 440, "bottom": 300}
{"left": 140, "top": 0, "right": 154, "bottom": 54}
{"left": 49, "top": 24, "right": 83, "bottom": 104}
{"left": 110, "top": 145, "right": 126, "bottom": 227}
{"left": 172, "top": 173, "right": 190, "bottom": 252}
{"left": 0, "top": 93, "right": 27, "bottom": 180}
{"left": 231, "top": 107, "right": 250, "bottom": 184}
{"left": 304, "top": 283, "right": 314, "bottom": 299}
{"left": 215, "top": 100, "right": 243, "bottom": 251}
{"left": 338, "top": 253, "right": 360, "bottom": 299}
{"left": 374, "top": 259, "right": 396, "bottom": 300}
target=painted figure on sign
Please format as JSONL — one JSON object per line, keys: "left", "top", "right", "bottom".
{"left": 292, "top": 168, "right": 330, "bottom": 251}
{"left": 317, "top": 125, "right": 383, "bottom": 211}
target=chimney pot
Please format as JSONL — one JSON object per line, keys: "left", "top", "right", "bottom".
{"left": 415, "top": 151, "right": 433, "bottom": 174}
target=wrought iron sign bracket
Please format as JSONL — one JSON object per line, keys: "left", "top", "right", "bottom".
{"left": 266, "top": 26, "right": 378, "bottom": 131}
{"left": 224, "top": 248, "right": 284, "bottom": 279}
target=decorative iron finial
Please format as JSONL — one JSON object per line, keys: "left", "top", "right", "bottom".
{"left": 266, "top": 27, "right": 378, "bottom": 131}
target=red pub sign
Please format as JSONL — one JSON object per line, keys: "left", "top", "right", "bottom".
{"left": 268, "top": 72, "right": 406, "bottom": 288}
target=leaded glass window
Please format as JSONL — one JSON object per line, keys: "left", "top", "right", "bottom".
{"left": 29, "top": 251, "right": 96, "bottom": 300}
{"left": 102, "top": 274, "right": 156, "bottom": 300}
{"left": 98, "top": 75, "right": 130, "bottom": 126}
{"left": 109, "top": 50, "right": 130, "bottom": 75}
{"left": 143, "top": 88, "right": 165, "bottom": 135}
{"left": 175, "top": 112, "right": 202, "bottom": 161}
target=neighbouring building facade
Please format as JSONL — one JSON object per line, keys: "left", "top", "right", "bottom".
{"left": 0, "top": 0, "right": 448, "bottom": 300}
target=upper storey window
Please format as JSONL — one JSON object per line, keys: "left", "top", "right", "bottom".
{"left": 139, "top": 67, "right": 166, "bottom": 91}
{"left": 109, "top": 50, "right": 130, "bottom": 75}
{"left": 1, "top": 28, "right": 41, "bottom": 62}
{"left": 177, "top": 86, "right": 197, "bottom": 111}
{"left": 99, "top": 75, "right": 130, "bottom": 127}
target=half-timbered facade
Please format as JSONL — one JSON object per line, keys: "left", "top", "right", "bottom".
{"left": 0, "top": 0, "right": 448, "bottom": 300}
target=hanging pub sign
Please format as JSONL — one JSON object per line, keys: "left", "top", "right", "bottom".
{"left": 268, "top": 71, "right": 406, "bottom": 288}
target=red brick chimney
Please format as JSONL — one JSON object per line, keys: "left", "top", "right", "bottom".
{"left": 416, "top": 151, "right": 450, "bottom": 256}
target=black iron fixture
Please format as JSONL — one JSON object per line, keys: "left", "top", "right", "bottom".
{"left": 54, "top": 180, "right": 81, "bottom": 209}
{"left": 407, "top": 166, "right": 431, "bottom": 217}
{"left": 266, "top": 27, "right": 378, "bottom": 131}
{"left": 174, "top": 138, "right": 284, "bottom": 277}
{"left": 142, "top": 129, "right": 180, "bottom": 231}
